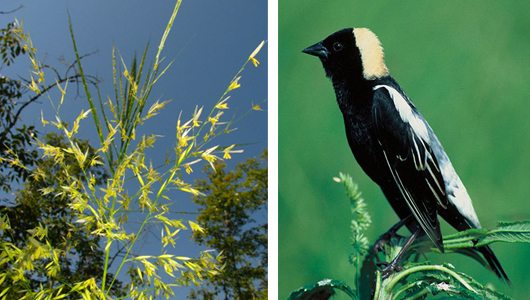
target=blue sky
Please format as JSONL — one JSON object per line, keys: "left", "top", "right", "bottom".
{"left": 2, "top": 0, "right": 268, "bottom": 298}
{"left": 5, "top": 1, "right": 267, "bottom": 158}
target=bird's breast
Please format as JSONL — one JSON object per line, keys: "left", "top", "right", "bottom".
{"left": 342, "top": 111, "right": 388, "bottom": 184}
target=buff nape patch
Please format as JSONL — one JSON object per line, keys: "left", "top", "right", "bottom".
{"left": 353, "top": 28, "right": 389, "bottom": 80}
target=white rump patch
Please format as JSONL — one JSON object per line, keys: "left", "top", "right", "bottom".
{"left": 353, "top": 28, "right": 390, "bottom": 80}
{"left": 373, "top": 85, "right": 430, "bottom": 145}
{"left": 442, "top": 164, "right": 481, "bottom": 229}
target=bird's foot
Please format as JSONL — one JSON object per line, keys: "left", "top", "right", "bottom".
{"left": 378, "top": 260, "right": 404, "bottom": 279}
{"left": 377, "top": 228, "right": 421, "bottom": 280}
{"left": 373, "top": 229, "right": 404, "bottom": 258}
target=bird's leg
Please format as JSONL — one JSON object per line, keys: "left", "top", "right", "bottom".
{"left": 373, "top": 214, "right": 414, "bottom": 256}
{"left": 380, "top": 229, "right": 421, "bottom": 279}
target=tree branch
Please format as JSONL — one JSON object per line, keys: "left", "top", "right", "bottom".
{"left": 0, "top": 5, "right": 24, "bottom": 15}
{"left": 0, "top": 52, "right": 100, "bottom": 152}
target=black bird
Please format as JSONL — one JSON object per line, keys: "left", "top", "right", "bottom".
{"left": 302, "top": 28, "right": 510, "bottom": 283}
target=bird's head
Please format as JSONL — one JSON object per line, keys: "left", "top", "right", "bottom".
{"left": 303, "top": 28, "right": 389, "bottom": 81}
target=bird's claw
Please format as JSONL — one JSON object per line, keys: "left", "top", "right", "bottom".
{"left": 373, "top": 229, "right": 404, "bottom": 255}
{"left": 380, "top": 261, "right": 404, "bottom": 279}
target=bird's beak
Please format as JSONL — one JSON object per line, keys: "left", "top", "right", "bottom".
{"left": 302, "top": 42, "right": 328, "bottom": 59}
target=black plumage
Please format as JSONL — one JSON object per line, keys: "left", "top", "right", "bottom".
{"left": 303, "top": 28, "right": 509, "bottom": 283}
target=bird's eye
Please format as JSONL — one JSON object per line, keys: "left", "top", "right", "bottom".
{"left": 333, "top": 42, "right": 343, "bottom": 51}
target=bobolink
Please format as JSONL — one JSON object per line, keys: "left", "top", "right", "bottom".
{"left": 303, "top": 28, "right": 509, "bottom": 283}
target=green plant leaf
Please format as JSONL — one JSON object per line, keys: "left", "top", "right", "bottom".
{"left": 476, "top": 221, "right": 530, "bottom": 247}
{"left": 381, "top": 263, "right": 513, "bottom": 300}
{"left": 288, "top": 279, "right": 357, "bottom": 300}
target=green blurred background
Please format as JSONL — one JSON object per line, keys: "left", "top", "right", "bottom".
{"left": 279, "top": 1, "right": 530, "bottom": 299}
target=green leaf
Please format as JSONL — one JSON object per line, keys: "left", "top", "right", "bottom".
{"left": 476, "top": 221, "right": 530, "bottom": 247}
{"left": 414, "top": 221, "right": 530, "bottom": 252}
{"left": 288, "top": 279, "right": 357, "bottom": 300}
{"left": 383, "top": 263, "right": 513, "bottom": 300}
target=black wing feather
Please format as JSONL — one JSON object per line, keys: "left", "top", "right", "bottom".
{"left": 372, "top": 86, "right": 447, "bottom": 252}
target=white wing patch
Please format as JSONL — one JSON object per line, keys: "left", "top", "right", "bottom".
{"left": 374, "top": 85, "right": 431, "bottom": 145}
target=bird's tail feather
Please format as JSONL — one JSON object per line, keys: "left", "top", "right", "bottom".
{"left": 477, "top": 245, "right": 511, "bottom": 286}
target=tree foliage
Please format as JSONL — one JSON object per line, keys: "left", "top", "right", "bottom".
{"left": 0, "top": 132, "right": 125, "bottom": 298}
{"left": 0, "top": 21, "right": 36, "bottom": 195}
{"left": 0, "top": 19, "right": 97, "bottom": 196}
{"left": 0, "top": 17, "right": 123, "bottom": 297}
{"left": 189, "top": 150, "right": 268, "bottom": 300}
{"left": 1, "top": 21, "right": 25, "bottom": 66}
